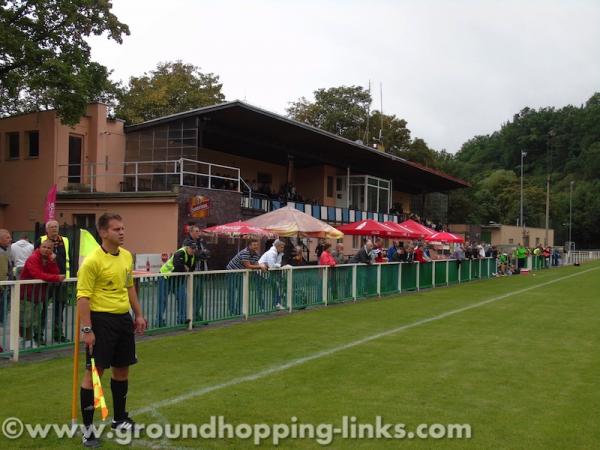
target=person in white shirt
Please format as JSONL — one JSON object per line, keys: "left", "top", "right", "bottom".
{"left": 258, "top": 239, "right": 285, "bottom": 269}
{"left": 11, "top": 235, "right": 33, "bottom": 278}
{"left": 258, "top": 239, "right": 286, "bottom": 310}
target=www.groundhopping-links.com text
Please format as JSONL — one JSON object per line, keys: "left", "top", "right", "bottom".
{"left": 2, "top": 416, "right": 472, "bottom": 445}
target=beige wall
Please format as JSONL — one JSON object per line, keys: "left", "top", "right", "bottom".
{"left": 56, "top": 199, "right": 178, "bottom": 254}
{"left": 488, "top": 225, "right": 554, "bottom": 247}
{"left": 0, "top": 104, "right": 124, "bottom": 233}
{"left": 392, "top": 191, "right": 411, "bottom": 213}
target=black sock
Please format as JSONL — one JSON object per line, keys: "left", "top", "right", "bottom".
{"left": 80, "top": 387, "right": 95, "bottom": 427}
{"left": 111, "top": 379, "right": 128, "bottom": 421}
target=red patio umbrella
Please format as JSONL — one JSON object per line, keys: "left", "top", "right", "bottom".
{"left": 425, "top": 231, "right": 465, "bottom": 243}
{"left": 337, "top": 219, "right": 406, "bottom": 238}
{"left": 383, "top": 221, "right": 423, "bottom": 239}
{"left": 202, "top": 221, "right": 276, "bottom": 238}
{"left": 398, "top": 219, "right": 436, "bottom": 237}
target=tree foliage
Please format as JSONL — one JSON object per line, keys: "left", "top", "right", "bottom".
{"left": 116, "top": 61, "right": 226, "bottom": 124}
{"left": 0, "top": 0, "right": 129, "bottom": 124}
{"left": 442, "top": 92, "right": 600, "bottom": 247}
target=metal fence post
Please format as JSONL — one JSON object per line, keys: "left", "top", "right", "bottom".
{"left": 322, "top": 267, "right": 328, "bottom": 306}
{"left": 376, "top": 264, "right": 381, "bottom": 297}
{"left": 479, "top": 258, "right": 482, "bottom": 279}
{"left": 242, "top": 271, "right": 249, "bottom": 320}
{"left": 432, "top": 261, "right": 436, "bottom": 288}
{"left": 287, "top": 268, "right": 293, "bottom": 312}
{"left": 186, "top": 273, "right": 194, "bottom": 330}
{"left": 469, "top": 259, "right": 472, "bottom": 281}
{"left": 446, "top": 260, "right": 449, "bottom": 286}
{"left": 397, "top": 263, "right": 402, "bottom": 292}
{"left": 416, "top": 263, "right": 420, "bottom": 291}
{"left": 458, "top": 261, "right": 461, "bottom": 283}
{"left": 10, "top": 282, "right": 20, "bottom": 362}
{"left": 352, "top": 265, "right": 357, "bottom": 301}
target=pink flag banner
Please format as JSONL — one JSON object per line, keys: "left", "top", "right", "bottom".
{"left": 44, "top": 184, "right": 57, "bottom": 222}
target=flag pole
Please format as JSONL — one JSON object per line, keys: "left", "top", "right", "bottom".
{"left": 71, "top": 307, "right": 80, "bottom": 425}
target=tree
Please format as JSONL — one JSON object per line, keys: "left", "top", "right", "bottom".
{"left": 0, "top": 0, "right": 129, "bottom": 125}
{"left": 116, "top": 61, "right": 225, "bottom": 124}
{"left": 287, "top": 85, "right": 371, "bottom": 141}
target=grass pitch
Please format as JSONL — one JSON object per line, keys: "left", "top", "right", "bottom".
{"left": 1, "top": 261, "right": 599, "bottom": 449}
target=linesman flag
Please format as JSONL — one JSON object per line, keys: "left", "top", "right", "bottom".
{"left": 91, "top": 358, "right": 109, "bottom": 421}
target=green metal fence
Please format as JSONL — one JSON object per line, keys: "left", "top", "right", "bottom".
{"left": 401, "top": 263, "right": 418, "bottom": 292}
{"left": 292, "top": 267, "right": 324, "bottom": 309}
{"left": 356, "top": 265, "right": 378, "bottom": 298}
{"left": 328, "top": 265, "right": 353, "bottom": 304}
{"left": 2, "top": 257, "right": 509, "bottom": 361}
{"left": 434, "top": 261, "right": 448, "bottom": 286}
{"left": 380, "top": 263, "right": 400, "bottom": 295}
{"left": 448, "top": 261, "right": 460, "bottom": 284}
{"left": 419, "top": 262, "right": 433, "bottom": 289}
{"left": 249, "top": 269, "right": 288, "bottom": 315}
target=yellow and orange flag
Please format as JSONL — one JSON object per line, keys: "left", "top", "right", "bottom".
{"left": 91, "top": 358, "right": 109, "bottom": 421}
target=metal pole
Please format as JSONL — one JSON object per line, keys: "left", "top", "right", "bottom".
{"left": 520, "top": 150, "right": 526, "bottom": 240}
{"left": 544, "top": 174, "right": 550, "bottom": 246}
{"left": 569, "top": 181, "right": 574, "bottom": 250}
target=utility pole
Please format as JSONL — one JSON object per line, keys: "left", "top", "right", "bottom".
{"left": 545, "top": 130, "right": 554, "bottom": 246}
{"left": 520, "top": 150, "right": 527, "bottom": 240}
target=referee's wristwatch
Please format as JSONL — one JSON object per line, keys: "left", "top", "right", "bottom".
{"left": 81, "top": 326, "right": 93, "bottom": 334}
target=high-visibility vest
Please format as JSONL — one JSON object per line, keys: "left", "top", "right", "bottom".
{"left": 41, "top": 235, "right": 70, "bottom": 278}
{"left": 160, "top": 247, "right": 195, "bottom": 274}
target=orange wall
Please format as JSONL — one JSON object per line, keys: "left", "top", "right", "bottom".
{"left": 392, "top": 191, "right": 411, "bottom": 213}
{"left": 56, "top": 200, "right": 178, "bottom": 254}
{"left": 0, "top": 104, "right": 124, "bottom": 233}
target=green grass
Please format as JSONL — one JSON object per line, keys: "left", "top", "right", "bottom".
{"left": 1, "top": 262, "right": 599, "bottom": 449}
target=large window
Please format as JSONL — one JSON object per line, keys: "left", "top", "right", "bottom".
{"left": 6, "top": 132, "right": 19, "bottom": 159}
{"left": 27, "top": 131, "right": 39, "bottom": 158}
{"left": 125, "top": 118, "right": 198, "bottom": 162}
{"left": 347, "top": 175, "right": 391, "bottom": 213}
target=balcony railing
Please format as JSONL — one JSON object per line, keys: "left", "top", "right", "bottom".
{"left": 57, "top": 158, "right": 252, "bottom": 196}
{"left": 241, "top": 195, "right": 407, "bottom": 224}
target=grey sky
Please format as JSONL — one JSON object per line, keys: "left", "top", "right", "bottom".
{"left": 89, "top": 0, "right": 600, "bottom": 153}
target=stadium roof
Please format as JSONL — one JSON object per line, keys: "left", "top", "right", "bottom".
{"left": 125, "top": 101, "right": 469, "bottom": 194}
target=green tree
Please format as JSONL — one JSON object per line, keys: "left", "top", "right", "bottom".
{"left": 368, "top": 110, "right": 411, "bottom": 152}
{"left": 116, "top": 61, "right": 226, "bottom": 124}
{"left": 0, "top": 0, "right": 129, "bottom": 125}
{"left": 287, "top": 85, "right": 371, "bottom": 141}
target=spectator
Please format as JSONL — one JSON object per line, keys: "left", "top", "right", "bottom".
{"left": 315, "top": 238, "right": 326, "bottom": 259}
{"left": 158, "top": 238, "right": 197, "bottom": 326}
{"left": 259, "top": 239, "right": 285, "bottom": 269}
{"left": 393, "top": 246, "right": 407, "bottom": 262}
{"left": 186, "top": 224, "right": 210, "bottom": 271}
{"left": 226, "top": 239, "right": 266, "bottom": 315}
{"left": 318, "top": 243, "right": 337, "bottom": 267}
{"left": 35, "top": 220, "right": 70, "bottom": 343}
{"left": 0, "top": 229, "right": 14, "bottom": 328}
{"left": 543, "top": 246, "right": 551, "bottom": 268}
{"left": 289, "top": 245, "right": 308, "bottom": 266}
{"left": 372, "top": 238, "right": 387, "bottom": 263}
{"left": 477, "top": 244, "right": 486, "bottom": 259}
{"left": 331, "top": 243, "right": 347, "bottom": 265}
{"left": 387, "top": 241, "right": 399, "bottom": 261}
{"left": 350, "top": 240, "right": 373, "bottom": 264}
{"left": 497, "top": 252, "right": 508, "bottom": 276}
{"left": 405, "top": 245, "right": 415, "bottom": 263}
{"left": 414, "top": 244, "right": 427, "bottom": 263}
{"left": 11, "top": 234, "right": 34, "bottom": 278}
{"left": 451, "top": 244, "right": 465, "bottom": 270}
{"left": 19, "top": 239, "right": 65, "bottom": 348}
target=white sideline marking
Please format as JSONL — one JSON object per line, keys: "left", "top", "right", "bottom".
{"left": 134, "top": 266, "right": 598, "bottom": 416}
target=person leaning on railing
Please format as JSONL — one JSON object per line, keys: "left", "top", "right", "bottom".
{"left": 226, "top": 239, "right": 267, "bottom": 315}
{"left": 258, "top": 239, "right": 286, "bottom": 311}
{"left": 19, "top": 239, "right": 65, "bottom": 349}
{"left": 318, "top": 243, "right": 337, "bottom": 267}
{"left": 350, "top": 240, "right": 373, "bottom": 265}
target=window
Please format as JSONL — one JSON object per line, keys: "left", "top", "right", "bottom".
{"left": 327, "top": 176, "right": 333, "bottom": 197}
{"left": 27, "top": 131, "right": 39, "bottom": 158}
{"left": 7, "top": 132, "right": 19, "bottom": 159}
{"left": 508, "top": 238, "right": 514, "bottom": 244}
{"left": 535, "top": 237, "right": 540, "bottom": 245}
{"left": 352, "top": 235, "right": 360, "bottom": 249}
{"left": 73, "top": 214, "right": 96, "bottom": 229}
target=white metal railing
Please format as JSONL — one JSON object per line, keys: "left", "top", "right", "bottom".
{"left": 566, "top": 250, "right": 600, "bottom": 265}
{"left": 57, "top": 158, "right": 247, "bottom": 193}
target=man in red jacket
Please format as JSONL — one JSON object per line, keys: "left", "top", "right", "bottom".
{"left": 19, "top": 240, "right": 65, "bottom": 348}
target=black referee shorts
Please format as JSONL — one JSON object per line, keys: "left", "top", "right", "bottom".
{"left": 86, "top": 311, "right": 137, "bottom": 370}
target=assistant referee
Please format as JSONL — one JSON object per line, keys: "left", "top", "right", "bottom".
{"left": 77, "top": 213, "right": 147, "bottom": 448}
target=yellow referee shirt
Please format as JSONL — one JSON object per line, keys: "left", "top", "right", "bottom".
{"left": 77, "top": 246, "right": 134, "bottom": 314}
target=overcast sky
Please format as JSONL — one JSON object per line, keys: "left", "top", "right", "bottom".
{"left": 89, "top": 0, "right": 600, "bottom": 153}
